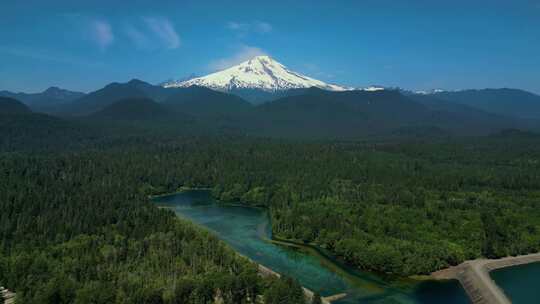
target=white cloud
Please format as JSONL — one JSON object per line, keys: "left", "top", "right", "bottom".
{"left": 255, "top": 21, "right": 273, "bottom": 33}
{"left": 143, "top": 17, "right": 180, "bottom": 49}
{"left": 226, "top": 21, "right": 246, "bottom": 31}
{"left": 124, "top": 25, "right": 151, "bottom": 49}
{"left": 226, "top": 21, "right": 273, "bottom": 35}
{"left": 208, "top": 45, "right": 267, "bottom": 71}
{"left": 89, "top": 20, "right": 114, "bottom": 51}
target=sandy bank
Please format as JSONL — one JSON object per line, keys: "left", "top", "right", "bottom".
{"left": 257, "top": 260, "right": 347, "bottom": 304}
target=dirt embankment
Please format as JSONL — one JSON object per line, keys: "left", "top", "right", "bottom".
{"left": 431, "top": 253, "right": 540, "bottom": 304}
{"left": 257, "top": 262, "right": 346, "bottom": 304}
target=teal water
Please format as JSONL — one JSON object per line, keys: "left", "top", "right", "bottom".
{"left": 154, "top": 190, "right": 469, "bottom": 304}
{"left": 491, "top": 262, "right": 540, "bottom": 303}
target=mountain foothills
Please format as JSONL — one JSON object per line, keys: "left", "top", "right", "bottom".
{"left": 163, "top": 85, "right": 252, "bottom": 118}
{"left": 89, "top": 97, "right": 183, "bottom": 124}
{"left": 2, "top": 56, "right": 540, "bottom": 304}
{"left": 3, "top": 54, "right": 540, "bottom": 140}
{"left": 0, "top": 97, "right": 32, "bottom": 114}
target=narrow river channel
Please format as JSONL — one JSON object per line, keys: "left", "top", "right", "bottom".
{"left": 153, "top": 190, "right": 470, "bottom": 304}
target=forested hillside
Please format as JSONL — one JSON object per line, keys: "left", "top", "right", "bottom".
{"left": 1, "top": 106, "right": 540, "bottom": 302}
{"left": 0, "top": 135, "right": 310, "bottom": 303}
{"left": 205, "top": 135, "right": 540, "bottom": 275}
{"left": 0, "top": 151, "right": 269, "bottom": 303}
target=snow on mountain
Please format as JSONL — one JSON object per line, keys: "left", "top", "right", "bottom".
{"left": 361, "top": 86, "right": 385, "bottom": 92}
{"left": 160, "top": 74, "right": 199, "bottom": 87}
{"left": 164, "top": 55, "right": 348, "bottom": 92}
{"left": 414, "top": 88, "right": 448, "bottom": 95}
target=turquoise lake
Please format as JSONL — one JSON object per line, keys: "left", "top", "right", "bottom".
{"left": 153, "top": 190, "right": 470, "bottom": 304}
{"left": 490, "top": 262, "right": 540, "bottom": 303}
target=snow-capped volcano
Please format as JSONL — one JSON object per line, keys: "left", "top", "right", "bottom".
{"left": 164, "top": 56, "right": 347, "bottom": 91}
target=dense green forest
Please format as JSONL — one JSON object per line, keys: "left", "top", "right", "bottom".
{"left": 0, "top": 136, "right": 312, "bottom": 303}
{"left": 1, "top": 107, "right": 540, "bottom": 302}
{"left": 209, "top": 134, "right": 540, "bottom": 275}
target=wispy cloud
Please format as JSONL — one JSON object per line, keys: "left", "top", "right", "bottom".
{"left": 60, "top": 14, "right": 114, "bottom": 51}
{"left": 254, "top": 21, "right": 272, "bottom": 33}
{"left": 143, "top": 17, "right": 180, "bottom": 49}
{"left": 0, "top": 45, "right": 103, "bottom": 67}
{"left": 208, "top": 45, "right": 267, "bottom": 71}
{"left": 89, "top": 19, "right": 114, "bottom": 51}
{"left": 124, "top": 24, "right": 151, "bottom": 49}
{"left": 63, "top": 14, "right": 180, "bottom": 52}
{"left": 226, "top": 21, "right": 273, "bottom": 36}
{"left": 226, "top": 21, "right": 246, "bottom": 31}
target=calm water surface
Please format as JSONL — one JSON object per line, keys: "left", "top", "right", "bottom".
{"left": 154, "top": 190, "right": 469, "bottom": 304}
{"left": 491, "top": 262, "right": 540, "bottom": 303}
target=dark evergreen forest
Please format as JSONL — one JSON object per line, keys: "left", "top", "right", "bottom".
{"left": 1, "top": 108, "right": 539, "bottom": 302}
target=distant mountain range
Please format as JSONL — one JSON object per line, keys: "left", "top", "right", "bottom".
{"left": 6, "top": 81, "right": 536, "bottom": 139}
{"left": 241, "top": 87, "right": 524, "bottom": 139}
{"left": 0, "top": 87, "right": 85, "bottom": 113}
{"left": 431, "top": 89, "right": 540, "bottom": 120}
{"left": 2, "top": 55, "right": 540, "bottom": 139}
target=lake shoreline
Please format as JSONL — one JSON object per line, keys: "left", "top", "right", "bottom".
{"left": 431, "top": 253, "right": 540, "bottom": 304}
{"left": 268, "top": 236, "right": 393, "bottom": 282}
{"left": 153, "top": 190, "right": 472, "bottom": 303}
{"left": 152, "top": 190, "right": 347, "bottom": 303}
{"left": 148, "top": 186, "right": 213, "bottom": 199}
{"left": 255, "top": 258, "right": 347, "bottom": 304}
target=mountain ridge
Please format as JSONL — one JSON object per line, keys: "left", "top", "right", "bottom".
{"left": 0, "top": 96, "right": 32, "bottom": 114}
{"left": 164, "top": 85, "right": 253, "bottom": 118}
{"left": 0, "top": 87, "right": 85, "bottom": 113}
{"left": 431, "top": 88, "right": 540, "bottom": 120}
{"left": 5, "top": 77, "right": 539, "bottom": 139}
{"left": 89, "top": 97, "right": 178, "bottom": 121}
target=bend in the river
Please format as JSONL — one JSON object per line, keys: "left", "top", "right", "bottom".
{"left": 153, "top": 190, "right": 470, "bottom": 304}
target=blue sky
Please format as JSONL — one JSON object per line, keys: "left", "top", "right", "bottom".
{"left": 1, "top": 0, "right": 539, "bottom": 93}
